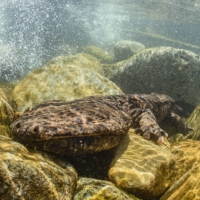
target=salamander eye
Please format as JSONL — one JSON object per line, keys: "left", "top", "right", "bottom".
{"left": 33, "top": 126, "right": 39, "bottom": 133}
{"left": 16, "top": 123, "right": 20, "bottom": 128}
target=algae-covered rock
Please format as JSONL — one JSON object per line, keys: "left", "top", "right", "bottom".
{"left": 113, "top": 40, "right": 145, "bottom": 62}
{"left": 109, "top": 129, "right": 174, "bottom": 199}
{"left": 84, "top": 46, "right": 114, "bottom": 64}
{"left": 12, "top": 64, "right": 123, "bottom": 112}
{"left": 0, "top": 135, "right": 77, "bottom": 200}
{"left": 0, "top": 83, "right": 15, "bottom": 103}
{"left": 111, "top": 47, "right": 200, "bottom": 106}
{"left": 0, "top": 88, "right": 13, "bottom": 124}
{"left": 160, "top": 165, "right": 200, "bottom": 200}
{"left": 74, "top": 177, "right": 138, "bottom": 200}
{"left": 184, "top": 104, "right": 200, "bottom": 140}
{"left": 170, "top": 140, "right": 200, "bottom": 184}
{"left": 46, "top": 53, "right": 105, "bottom": 75}
{"left": 0, "top": 88, "right": 13, "bottom": 137}
{"left": 160, "top": 140, "right": 200, "bottom": 200}
{"left": 0, "top": 124, "right": 10, "bottom": 137}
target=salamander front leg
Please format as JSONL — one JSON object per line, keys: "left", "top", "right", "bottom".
{"left": 131, "top": 109, "right": 168, "bottom": 143}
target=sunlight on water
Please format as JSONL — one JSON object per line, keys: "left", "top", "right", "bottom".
{"left": 0, "top": 0, "right": 200, "bottom": 82}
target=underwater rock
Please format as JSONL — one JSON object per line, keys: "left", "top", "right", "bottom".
{"left": 160, "top": 140, "right": 200, "bottom": 199}
{"left": 184, "top": 104, "right": 200, "bottom": 140}
{"left": 160, "top": 165, "right": 200, "bottom": 200}
{"left": 45, "top": 53, "right": 105, "bottom": 75}
{"left": 170, "top": 139, "right": 200, "bottom": 184}
{"left": 101, "top": 59, "right": 129, "bottom": 79}
{"left": 111, "top": 46, "right": 200, "bottom": 106}
{"left": 113, "top": 40, "right": 145, "bottom": 62}
{"left": 73, "top": 177, "right": 137, "bottom": 200}
{"left": 12, "top": 63, "right": 122, "bottom": 112}
{"left": 84, "top": 46, "right": 114, "bottom": 64}
{"left": 0, "top": 88, "right": 13, "bottom": 137}
{"left": 0, "top": 135, "right": 77, "bottom": 200}
{"left": 0, "top": 88, "right": 13, "bottom": 124}
{"left": 0, "top": 83, "right": 15, "bottom": 103}
{"left": 109, "top": 129, "right": 174, "bottom": 199}
{"left": 168, "top": 133, "right": 185, "bottom": 143}
{"left": 168, "top": 104, "right": 200, "bottom": 142}
{"left": 0, "top": 124, "right": 10, "bottom": 137}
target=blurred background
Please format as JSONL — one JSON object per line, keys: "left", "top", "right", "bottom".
{"left": 0, "top": 0, "right": 200, "bottom": 82}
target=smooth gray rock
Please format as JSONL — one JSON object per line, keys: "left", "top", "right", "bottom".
{"left": 111, "top": 46, "right": 200, "bottom": 106}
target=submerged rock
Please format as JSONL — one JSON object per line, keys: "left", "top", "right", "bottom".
{"left": 0, "top": 88, "right": 13, "bottom": 124}
{"left": 74, "top": 177, "right": 137, "bottom": 200}
{"left": 168, "top": 104, "right": 200, "bottom": 142}
{"left": 12, "top": 63, "right": 122, "bottom": 112}
{"left": 0, "top": 135, "right": 77, "bottom": 200}
{"left": 45, "top": 53, "right": 105, "bottom": 75}
{"left": 160, "top": 165, "right": 200, "bottom": 200}
{"left": 0, "top": 83, "right": 15, "bottom": 103}
{"left": 184, "top": 104, "right": 200, "bottom": 140}
{"left": 0, "top": 124, "right": 10, "bottom": 137}
{"left": 0, "top": 88, "right": 14, "bottom": 137}
{"left": 113, "top": 40, "right": 145, "bottom": 62}
{"left": 84, "top": 46, "right": 114, "bottom": 64}
{"left": 160, "top": 140, "right": 200, "bottom": 199}
{"left": 111, "top": 47, "right": 200, "bottom": 106}
{"left": 109, "top": 129, "right": 174, "bottom": 199}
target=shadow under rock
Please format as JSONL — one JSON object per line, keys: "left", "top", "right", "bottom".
{"left": 56, "top": 147, "right": 119, "bottom": 180}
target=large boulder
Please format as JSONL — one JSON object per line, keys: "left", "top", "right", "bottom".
{"left": 111, "top": 47, "right": 200, "bottom": 106}
{"left": 45, "top": 53, "right": 105, "bottom": 76}
{"left": 0, "top": 135, "right": 77, "bottom": 200}
{"left": 12, "top": 58, "right": 123, "bottom": 112}
{"left": 109, "top": 129, "right": 175, "bottom": 199}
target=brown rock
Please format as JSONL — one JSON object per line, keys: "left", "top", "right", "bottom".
{"left": 170, "top": 139, "right": 200, "bottom": 184}
{"left": 160, "top": 165, "right": 200, "bottom": 200}
{"left": 0, "top": 135, "right": 77, "bottom": 200}
{"left": 161, "top": 140, "right": 200, "bottom": 199}
{"left": 109, "top": 129, "right": 175, "bottom": 199}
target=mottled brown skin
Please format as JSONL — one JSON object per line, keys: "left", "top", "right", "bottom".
{"left": 10, "top": 93, "right": 192, "bottom": 155}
